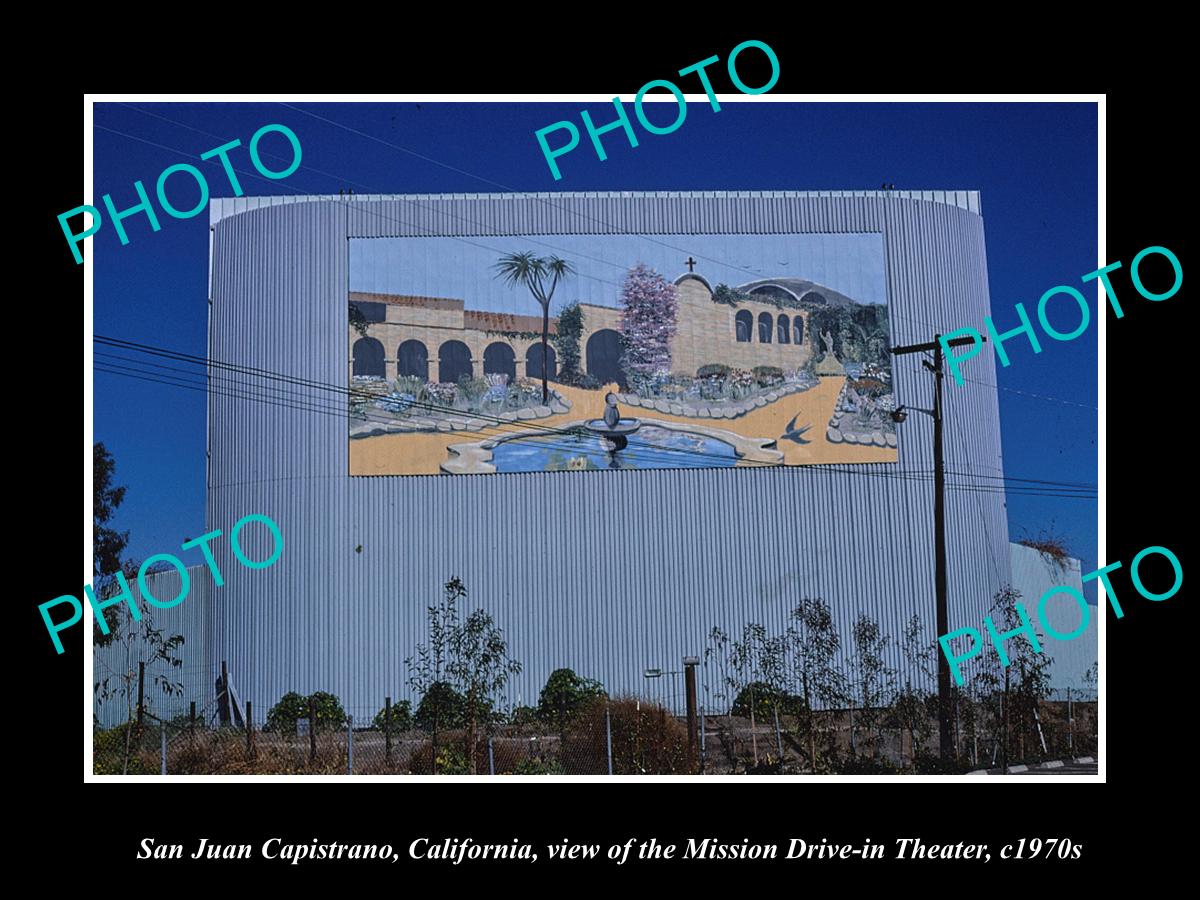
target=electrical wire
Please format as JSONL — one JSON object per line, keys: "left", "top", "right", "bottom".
{"left": 95, "top": 335, "right": 1096, "bottom": 497}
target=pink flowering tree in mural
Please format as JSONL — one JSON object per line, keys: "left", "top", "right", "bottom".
{"left": 618, "top": 263, "right": 678, "bottom": 393}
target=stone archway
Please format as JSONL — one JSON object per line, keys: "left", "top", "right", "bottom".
{"left": 438, "top": 340, "right": 473, "bottom": 384}
{"left": 484, "top": 342, "right": 517, "bottom": 382}
{"left": 526, "top": 343, "right": 557, "bottom": 381}
{"left": 397, "top": 339, "right": 429, "bottom": 380}
{"left": 586, "top": 329, "right": 625, "bottom": 388}
{"left": 352, "top": 337, "right": 385, "bottom": 377}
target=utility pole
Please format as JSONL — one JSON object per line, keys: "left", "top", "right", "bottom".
{"left": 683, "top": 656, "right": 699, "bottom": 771}
{"left": 890, "top": 333, "right": 986, "bottom": 760}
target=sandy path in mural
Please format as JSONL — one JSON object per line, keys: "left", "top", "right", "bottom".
{"left": 349, "top": 376, "right": 896, "bottom": 475}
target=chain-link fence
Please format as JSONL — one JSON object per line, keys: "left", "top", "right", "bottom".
{"left": 91, "top": 664, "right": 1098, "bottom": 775}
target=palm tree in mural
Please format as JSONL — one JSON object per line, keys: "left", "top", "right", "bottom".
{"left": 493, "top": 251, "right": 575, "bottom": 403}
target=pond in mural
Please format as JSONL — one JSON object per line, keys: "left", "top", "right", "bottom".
{"left": 346, "top": 232, "right": 896, "bottom": 476}
{"left": 491, "top": 425, "right": 739, "bottom": 472}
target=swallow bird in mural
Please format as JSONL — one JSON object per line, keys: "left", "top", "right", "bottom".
{"left": 781, "top": 414, "right": 812, "bottom": 445}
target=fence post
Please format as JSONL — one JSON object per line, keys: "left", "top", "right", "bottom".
{"left": 160, "top": 721, "right": 167, "bottom": 775}
{"left": 849, "top": 701, "right": 856, "bottom": 756}
{"left": 955, "top": 696, "right": 964, "bottom": 763}
{"left": 384, "top": 696, "right": 393, "bottom": 769}
{"left": 137, "top": 662, "right": 146, "bottom": 734}
{"left": 246, "top": 701, "right": 254, "bottom": 759}
{"left": 347, "top": 715, "right": 354, "bottom": 775}
{"left": 699, "top": 705, "right": 706, "bottom": 775}
{"left": 488, "top": 736, "right": 495, "bottom": 775}
{"left": 1067, "top": 688, "right": 1074, "bottom": 756}
{"left": 605, "top": 705, "right": 613, "bottom": 776}
{"left": 189, "top": 701, "right": 196, "bottom": 741}
{"left": 219, "top": 660, "right": 230, "bottom": 726}
{"left": 308, "top": 696, "right": 318, "bottom": 764}
{"left": 773, "top": 704, "right": 784, "bottom": 762}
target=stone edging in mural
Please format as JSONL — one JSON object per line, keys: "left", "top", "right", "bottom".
{"left": 825, "top": 380, "right": 897, "bottom": 448}
{"left": 351, "top": 391, "right": 572, "bottom": 439}
{"left": 440, "top": 418, "right": 784, "bottom": 475}
{"left": 612, "top": 380, "right": 810, "bottom": 421}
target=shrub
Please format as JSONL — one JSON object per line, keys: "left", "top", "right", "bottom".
{"left": 402, "top": 740, "right": 472, "bottom": 774}
{"left": 414, "top": 681, "right": 469, "bottom": 731}
{"left": 456, "top": 376, "right": 489, "bottom": 403}
{"left": 553, "top": 302, "right": 585, "bottom": 379}
{"left": 848, "top": 377, "right": 889, "bottom": 398}
{"left": 912, "top": 752, "right": 975, "bottom": 775}
{"left": 309, "top": 692, "right": 347, "bottom": 731}
{"left": 712, "top": 284, "right": 750, "bottom": 306}
{"left": 349, "top": 302, "right": 369, "bottom": 338}
{"left": 574, "top": 697, "right": 692, "bottom": 775}
{"left": 373, "top": 699, "right": 413, "bottom": 733}
{"left": 265, "top": 692, "right": 308, "bottom": 734}
{"left": 421, "top": 382, "right": 458, "bottom": 408}
{"left": 515, "top": 755, "right": 565, "bottom": 775}
{"left": 538, "top": 668, "right": 606, "bottom": 732}
{"left": 266, "top": 690, "right": 346, "bottom": 734}
{"left": 832, "top": 753, "right": 902, "bottom": 774}
{"left": 752, "top": 365, "right": 785, "bottom": 386}
{"left": 731, "top": 682, "right": 807, "bottom": 721}
{"left": 507, "top": 378, "right": 543, "bottom": 408}
{"left": 556, "top": 370, "right": 601, "bottom": 389}
{"left": 508, "top": 705, "right": 540, "bottom": 727}
{"left": 93, "top": 724, "right": 153, "bottom": 775}
{"left": 393, "top": 375, "right": 425, "bottom": 396}
{"left": 697, "top": 363, "right": 731, "bottom": 379}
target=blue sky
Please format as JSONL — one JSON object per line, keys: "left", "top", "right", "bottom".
{"left": 91, "top": 100, "right": 1099, "bottom": 590}
{"left": 350, "top": 233, "right": 887, "bottom": 308}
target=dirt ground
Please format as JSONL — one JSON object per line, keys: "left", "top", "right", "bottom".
{"left": 348, "top": 376, "right": 896, "bottom": 475}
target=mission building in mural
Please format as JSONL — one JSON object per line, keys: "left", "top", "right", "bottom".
{"left": 349, "top": 236, "right": 896, "bottom": 476}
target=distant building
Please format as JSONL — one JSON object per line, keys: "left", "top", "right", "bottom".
{"left": 350, "top": 271, "right": 817, "bottom": 388}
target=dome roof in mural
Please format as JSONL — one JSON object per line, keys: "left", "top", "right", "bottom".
{"left": 734, "top": 278, "right": 863, "bottom": 308}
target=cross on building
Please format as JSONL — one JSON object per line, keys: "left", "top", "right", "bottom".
{"left": 685, "top": 256, "right": 697, "bottom": 272}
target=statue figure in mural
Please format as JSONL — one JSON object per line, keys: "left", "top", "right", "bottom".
{"left": 820, "top": 330, "right": 837, "bottom": 359}
{"left": 603, "top": 392, "right": 621, "bottom": 429}
{"left": 814, "top": 329, "right": 847, "bottom": 377}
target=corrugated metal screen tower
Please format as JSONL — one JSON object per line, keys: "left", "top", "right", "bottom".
{"left": 203, "top": 190, "right": 1011, "bottom": 715}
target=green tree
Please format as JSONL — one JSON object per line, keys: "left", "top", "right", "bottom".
{"left": 538, "top": 667, "right": 605, "bottom": 736}
{"left": 850, "top": 613, "right": 896, "bottom": 757}
{"left": 890, "top": 615, "right": 938, "bottom": 764}
{"left": 414, "top": 682, "right": 468, "bottom": 732}
{"left": 786, "top": 597, "right": 850, "bottom": 772}
{"left": 493, "top": 252, "right": 575, "bottom": 402}
{"left": 266, "top": 691, "right": 346, "bottom": 734}
{"left": 406, "top": 577, "right": 462, "bottom": 773}
{"left": 448, "top": 603, "right": 523, "bottom": 774}
{"left": 93, "top": 442, "right": 134, "bottom": 645}
{"left": 91, "top": 443, "right": 185, "bottom": 774}
{"left": 373, "top": 699, "right": 413, "bottom": 733}
{"left": 552, "top": 302, "right": 585, "bottom": 383}
{"left": 971, "top": 585, "right": 1055, "bottom": 765}
{"left": 706, "top": 623, "right": 787, "bottom": 767}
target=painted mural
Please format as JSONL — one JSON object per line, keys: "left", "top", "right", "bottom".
{"left": 347, "top": 234, "right": 896, "bottom": 476}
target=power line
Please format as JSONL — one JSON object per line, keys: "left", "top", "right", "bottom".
{"left": 103, "top": 104, "right": 1099, "bottom": 410}
{"left": 276, "top": 101, "right": 957, "bottom": 336}
{"left": 95, "top": 335, "right": 1096, "bottom": 497}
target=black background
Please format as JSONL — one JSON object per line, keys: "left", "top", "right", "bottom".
{"left": 20, "top": 21, "right": 1186, "bottom": 884}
